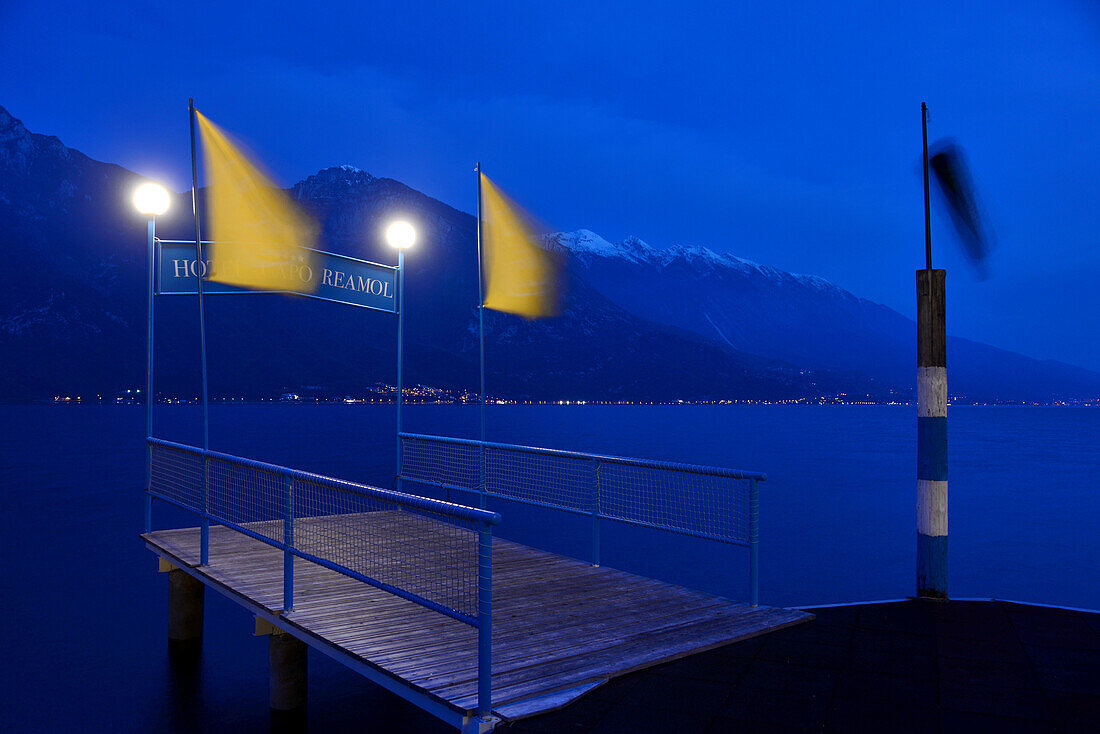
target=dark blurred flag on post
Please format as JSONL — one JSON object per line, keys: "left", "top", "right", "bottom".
{"left": 479, "top": 172, "right": 560, "bottom": 318}
{"left": 194, "top": 110, "right": 319, "bottom": 293}
{"left": 928, "top": 140, "right": 994, "bottom": 275}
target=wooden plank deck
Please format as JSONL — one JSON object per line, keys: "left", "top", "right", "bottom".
{"left": 143, "top": 512, "right": 811, "bottom": 722}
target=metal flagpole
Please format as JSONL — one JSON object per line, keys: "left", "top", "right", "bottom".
{"left": 189, "top": 99, "right": 211, "bottom": 450}
{"left": 475, "top": 163, "right": 487, "bottom": 509}
{"left": 190, "top": 98, "right": 211, "bottom": 565}
{"left": 922, "top": 102, "right": 932, "bottom": 272}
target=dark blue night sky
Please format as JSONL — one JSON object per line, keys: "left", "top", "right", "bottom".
{"left": 2, "top": 0, "right": 1097, "bottom": 370}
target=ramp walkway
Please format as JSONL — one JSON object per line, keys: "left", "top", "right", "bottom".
{"left": 143, "top": 437, "right": 810, "bottom": 731}
{"left": 503, "top": 599, "right": 1100, "bottom": 732}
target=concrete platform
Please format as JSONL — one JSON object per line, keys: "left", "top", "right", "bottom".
{"left": 502, "top": 599, "right": 1100, "bottom": 732}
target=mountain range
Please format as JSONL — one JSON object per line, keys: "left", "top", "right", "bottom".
{"left": 2, "top": 103, "right": 1097, "bottom": 404}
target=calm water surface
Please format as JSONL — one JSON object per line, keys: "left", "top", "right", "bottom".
{"left": 2, "top": 404, "right": 1096, "bottom": 732}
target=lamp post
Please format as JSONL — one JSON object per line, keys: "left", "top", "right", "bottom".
{"left": 133, "top": 182, "right": 170, "bottom": 532}
{"left": 386, "top": 221, "right": 416, "bottom": 490}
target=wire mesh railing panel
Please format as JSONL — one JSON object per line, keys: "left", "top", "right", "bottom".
{"left": 207, "top": 457, "right": 286, "bottom": 545}
{"left": 400, "top": 436, "right": 481, "bottom": 492}
{"left": 293, "top": 476, "right": 481, "bottom": 618}
{"left": 149, "top": 444, "right": 204, "bottom": 511}
{"left": 147, "top": 439, "right": 494, "bottom": 622}
{"left": 397, "top": 433, "right": 761, "bottom": 548}
{"left": 597, "top": 462, "right": 752, "bottom": 545}
{"left": 485, "top": 447, "right": 594, "bottom": 513}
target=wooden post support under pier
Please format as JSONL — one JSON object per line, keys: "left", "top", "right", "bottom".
{"left": 167, "top": 567, "right": 205, "bottom": 651}
{"left": 266, "top": 623, "right": 308, "bottom": 719}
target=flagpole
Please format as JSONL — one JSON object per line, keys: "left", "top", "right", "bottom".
{"left": 189, "top": 99, "right": 211, "bottom": 451}
{"left": 190, "top": 98, "right": 211, "bottom": 566}
{"left": 922, "top": 102, "right": 932, "bottom": 271}
{"left": 476, "top": 163, "right": 486, "bottom": 509}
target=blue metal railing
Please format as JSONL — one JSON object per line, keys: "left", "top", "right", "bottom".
{"left": 398, "top": 432, "right": 764, "bottom": 606}
{"left": 145, "top": 437, "right": 500, "bottom": 719}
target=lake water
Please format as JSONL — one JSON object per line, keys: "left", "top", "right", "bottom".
{"left": 2, "top": 404, "right": 1097, "bottom": 732}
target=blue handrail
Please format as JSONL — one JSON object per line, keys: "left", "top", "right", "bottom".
{"left": 145, "top": 437, "right": 499, "bottom": 718}
{"left": 398, "top": 431, "right": 768, "bottom": 481}
{"left": 148, "top": 437, "right": 501, "bottom": 526}
{"left": 398, "top": 432, "right": 763, "bottom": 606}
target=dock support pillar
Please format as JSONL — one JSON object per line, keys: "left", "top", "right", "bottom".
{"left": 168, "top": 568, "right": 205, "bottom": 652}
{"left": 270, "top": 629, "right": 308, "bottom": 724}
{"left": 916, "top": 268, "right": 948, "bottom": 599}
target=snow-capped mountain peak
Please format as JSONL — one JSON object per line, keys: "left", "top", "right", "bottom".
{"left": 547, "top": 229, "right": 768, "bottom": 274}
{"left": 544, "top": 229, "right": 678, "bottom": 265}
{"left": 547, "top": 228, "right": 742, "bottom": 266}
{"left": 619, "top": 235, "right": 658, "bottom": 260}
{"left": 661, "top": 242, "right": 723, "bottom": 265}
{"left": 544, "top": 229, "right": 621, "bottom": 258}
{"left": 543, "top": 228, "right": 853, "bottom": 301}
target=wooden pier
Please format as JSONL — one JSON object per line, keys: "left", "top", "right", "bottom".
{"left": 143, "top": 512, "right": 810, "bottom": 729}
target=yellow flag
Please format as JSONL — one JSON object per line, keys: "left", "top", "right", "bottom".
{"left": 480, "top": 173, "right": 560, "bottom": 318}
{"left": 195, "top": 110, "right": 318, "bottom": 293}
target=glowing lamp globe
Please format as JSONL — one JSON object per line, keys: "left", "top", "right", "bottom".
{"left": 385, "top": 221, "right": 416, "bottom": 249}
{"left": 133, "top": 183, "right": 170, "bottom": 216}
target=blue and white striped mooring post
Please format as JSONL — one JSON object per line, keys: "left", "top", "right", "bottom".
{"left": 916, "top": 269, "right": 947, "bottom": 598}
{"left": 917, "top": 102, "right": 947, "bottom": 599}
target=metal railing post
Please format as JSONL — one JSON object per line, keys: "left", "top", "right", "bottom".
{"left": 144, "top": 444, "right": 153, "bottom": 534}
{"left": 284, "top": 475, "right": 294, "bottom": 611}
{"left": 479, "top": 443, "right": 487, "bottom": 510}
{"left": 200, "top": 455, "right": 210, "bottom": 565}
{"left": 477, "top": 522, "right": 493, "bottom": 720}
{"left": 749, "top": 478, "right": 759, "bottom": 607}
{"left": 591, "top": 459, "right": 601, "bottom": 567}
